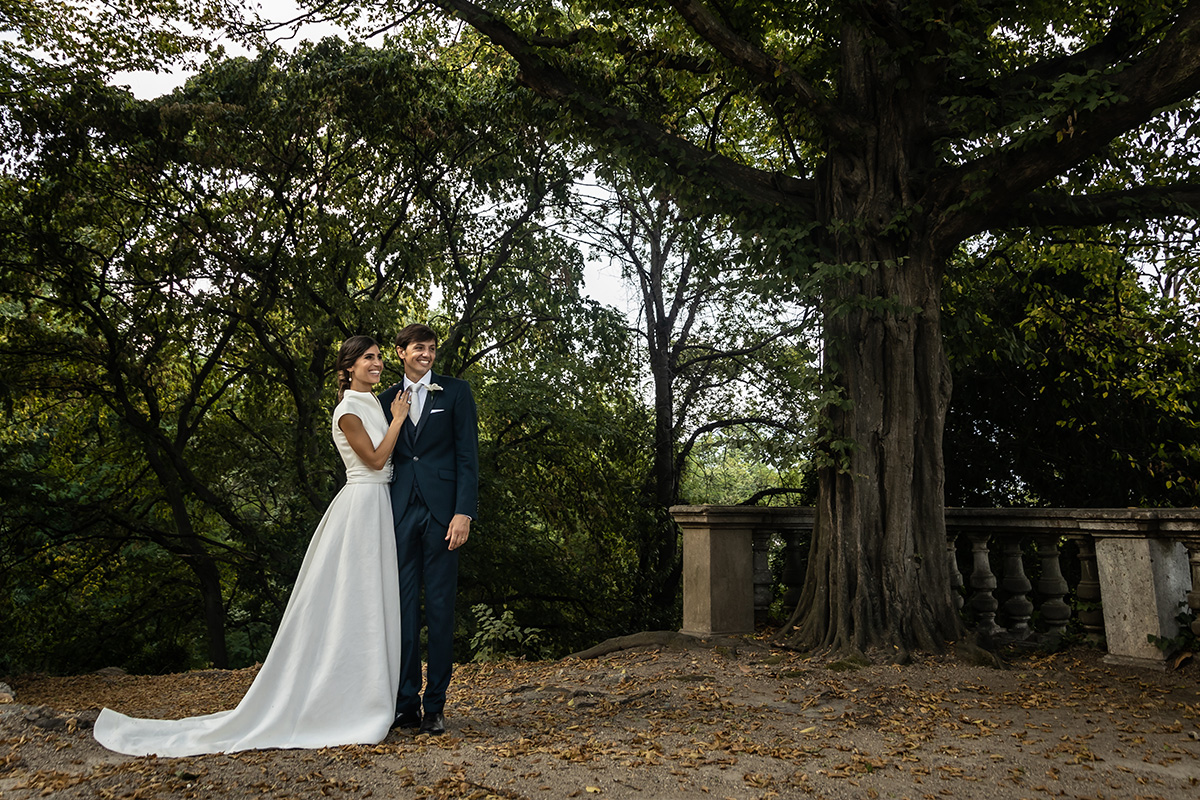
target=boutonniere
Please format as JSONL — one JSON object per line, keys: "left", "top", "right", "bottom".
{"left": 427, "top": 383, "right": 444, "bottom": 392}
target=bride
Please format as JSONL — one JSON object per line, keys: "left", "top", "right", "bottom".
{"left": 95, "top": 336, "right": 410, "bottom": 757}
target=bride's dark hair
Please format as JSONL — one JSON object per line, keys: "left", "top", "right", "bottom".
{"left": 335, "top": 335, "right": 379, "bottom": 402}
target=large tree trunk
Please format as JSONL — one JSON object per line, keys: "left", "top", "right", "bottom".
{"left": 782, "top": 244, "right": 959, "bottom": 657}
{"left": 781, "top": 24, "right": 960, "bottom": 657}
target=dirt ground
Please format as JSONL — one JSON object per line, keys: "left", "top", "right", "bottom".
{"left": 2, "top": 634, "right": 1199, "bottom": 800}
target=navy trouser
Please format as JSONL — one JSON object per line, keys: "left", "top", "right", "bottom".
{"left": 393, "top": 494, "right": 458, "bottom": 716}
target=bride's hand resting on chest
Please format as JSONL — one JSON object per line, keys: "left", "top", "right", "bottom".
{"left": 340, "top": 393, "right": 407, "bottom": 471}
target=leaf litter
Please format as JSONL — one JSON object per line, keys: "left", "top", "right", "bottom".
{"left": 1, "top": 639, "right": 1199, "bottom": 799}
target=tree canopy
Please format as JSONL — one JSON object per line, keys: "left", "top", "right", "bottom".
{"left": 3, "top": 0, "right": 1200, "bottom": 673}
{"left": 945, "top": 233, "right": 1200, "bottom": 507}
{"left": 0, "top": 36, "right": 664, "bottom": 671}
{"left": 355, "top": 0, "right": 1200, "bottom": 655}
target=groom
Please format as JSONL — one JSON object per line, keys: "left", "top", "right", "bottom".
{"left": 379, "top": 323, "right": 479, "bottom": 736}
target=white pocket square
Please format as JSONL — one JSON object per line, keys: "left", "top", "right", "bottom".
{"left": 430, "top": 408, "right": 446, "bottom": 414}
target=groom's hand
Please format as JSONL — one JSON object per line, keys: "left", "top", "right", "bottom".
{"left": 447, "top": 514, "right": 471, "bottom": 550}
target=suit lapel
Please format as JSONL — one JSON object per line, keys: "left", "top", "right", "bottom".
{"left": 412, "top": 373, "right": 442, "bottom": 444}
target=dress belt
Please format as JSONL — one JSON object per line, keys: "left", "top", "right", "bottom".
{"left": 346, "top": 475, "right": 392, "bottom": 485}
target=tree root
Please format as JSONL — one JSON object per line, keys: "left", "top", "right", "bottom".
{"left": 565, "top": 630, "right": 767, "bottom": 660}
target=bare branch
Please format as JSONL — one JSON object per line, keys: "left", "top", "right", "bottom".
{"left": 678, "top": 415, "right": 798, "bottom": 469}
{"left": 676, "top": 320, "right": 813, "bottom": 372}
{"left": 738, "top": 486, "right": 810, "bottom": 506}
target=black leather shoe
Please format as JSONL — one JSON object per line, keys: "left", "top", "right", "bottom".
{"left": 391, "top": 710, "right": 421, "bottom": 730}
{"left": 418, "top": 711, "right": 445, "bottom": 736}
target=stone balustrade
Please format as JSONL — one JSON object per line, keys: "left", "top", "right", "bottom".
{"left": 670, "top": 505, "right": 1200, "bottom": 669}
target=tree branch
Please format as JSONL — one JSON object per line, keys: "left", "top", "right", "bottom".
{"left": 997, "top": 183, "right": 1200, "bottom": 229}
{"left": 675, "top": 320, "right": 812, "bottom": 373}
{"left": 738, "top": 486, "right": 810, "bottom": 506}
{"left": 665, "top": 0, "right": 855, "bottom": 138}
{"left": 424, "top": 0, "right": 816, "bottom": 212}
{"left": 677, "top": 415, "right": 798, "bottom": 473}
{"left": 979, "top": 7, "right": 1165, "bottom": 108}
{"left": 930, "top": 3, "right": 1200, "bottom": 248}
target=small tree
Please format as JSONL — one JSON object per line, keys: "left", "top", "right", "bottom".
{"left": 573, "top": 172, "right": 817, "bottom": 602}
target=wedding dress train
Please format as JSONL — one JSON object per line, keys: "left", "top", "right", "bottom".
{"left": 94, "top": 390, "right": 401, "bottom": 756}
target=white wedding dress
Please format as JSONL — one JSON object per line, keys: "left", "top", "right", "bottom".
{"left": 94, "top": 390, "right": 401, "bottom": 757}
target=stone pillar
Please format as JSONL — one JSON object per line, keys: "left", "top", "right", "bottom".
{"left": 947, "top": 534, "right": 964, "bottom": 613}
{"left": 674, "top": 507, "right": 756, "bottom": 636}
{"left": 1094, "top": 536, "right": 1192, "bottom": 669}
{"left": 1035, "top": 535, "right": 1072, "bottom": 642}
{"left": 999, "top": 537, "right": 1033, "bottom": 640}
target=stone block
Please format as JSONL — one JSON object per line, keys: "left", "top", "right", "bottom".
{"left": 681, "top": 524, "right": 754, "bottom": 636}
{"left": 1095, "top": 537, "right": 1192, "bottom": 669}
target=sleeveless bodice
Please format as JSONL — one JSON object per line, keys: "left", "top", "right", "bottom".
{"left": 333, "top": 390, "right": 392, "bottom": 484}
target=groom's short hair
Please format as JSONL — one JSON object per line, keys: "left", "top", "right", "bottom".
{"left": 395, "top": 323, "right": 438, "bottom": 350}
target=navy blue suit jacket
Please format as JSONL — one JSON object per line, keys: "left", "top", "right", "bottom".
{"left": 378, "top": 373, "right": 479, "bottom": 526}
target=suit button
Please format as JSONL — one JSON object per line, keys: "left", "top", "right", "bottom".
{"left": 413, "top": 456, "right": 419, "bottom": 461}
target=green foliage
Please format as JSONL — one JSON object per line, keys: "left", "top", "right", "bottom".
{"left": 0, "top": 0, "right": 227, "bottom": 77}
{"left": 944, "top": 235, "right": 1200, "bottom": 507}
{"left": 458, "top": 306, "right": 670, "bottom": 652}
{"left": 1147, "top": 605, "right": 1199, "bottom": 658}
{"left": 0, "top": 33, "right": 684, "bottom": 673}
{"left": 0, "top": 408, "right": 211, "bottom": 674}
{"left": 468, "top": 604, "right": 546, "bottom": 662}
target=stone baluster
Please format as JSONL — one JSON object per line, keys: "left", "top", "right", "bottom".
{"left": 968, "top": 532, "right": 1001, "bottom": 635}
{"left": 999, "top": 536, "right": 1033, "bottom": 640}
{"left": 1069, "top": 535, "right": 1105, "bottom": 643}
{"left": 947, "top": 534, "right": 964, "bottom": 613}
{"left": 1185, "top": 539, "right": 1200, "bottom": 638}
{"left": 1035, "top": 535, "right": 1072, "bottom": 641}
{"left": 781, "top": 530, "right": 807, "bottom": 608}
{"left": 751, "top": 528, "right": 774, "bottom": 623}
